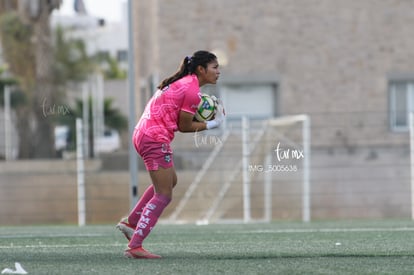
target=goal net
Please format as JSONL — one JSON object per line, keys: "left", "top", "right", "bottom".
{"left": 167, "top": 115, "right": 311, "bottom": 224}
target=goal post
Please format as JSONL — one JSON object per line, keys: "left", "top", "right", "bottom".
{"left": 210, "top": 114, "right": 311, "bottom": 223}
{"left": 409, "top": 112, "right": 414, "bottom": 220}
{"left": 167, "top": 114, "right": 311, "bottom": 224}
{"left": 266, "top": 114, "right": 311, "bottom": 222}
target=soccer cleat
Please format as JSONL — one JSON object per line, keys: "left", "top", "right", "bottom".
{"left": 124, "top": 247, "right": 162, "bottom": 259}
{"left": 116, "top": 217, "right": 135, "bottom": 241}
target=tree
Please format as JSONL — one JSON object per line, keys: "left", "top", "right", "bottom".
{"left": 0, "top": 1, "right": 124, "bottom": 158}
{"left": 0, "top": 1, "right": 62, "bottom": 158}
{"left": 0, "top": 12, "right": 38, "bottom": 158}
{"left": 0, "top": 1, "right": 99, "bottom": 158}
{"left": 52, "top": 28, "right": 127, "bottom": 157}
{"left": 21, "top": 0, "right": 62, "bottom": 158}
{"left": 53, "top": 26, "right": 94, "bottom": 83}
{"left": 94, "top": 54, "right": 127, "bottom": 80}
{"left": 57, "top": 97, "right": 128, "bottom": 156}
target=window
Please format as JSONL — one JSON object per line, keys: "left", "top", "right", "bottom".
{"left": 117, "top": 50, "right": 128, "bottom": 62}
{"left": 389, "top": 81, "right": 414, "bottom": 131}
{"left": 220, "top": 83, "right": 277, "bottom": 120}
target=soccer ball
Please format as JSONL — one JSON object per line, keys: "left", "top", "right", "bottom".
{"left": 194, "top": 94, "right": 217, "bottom": 122}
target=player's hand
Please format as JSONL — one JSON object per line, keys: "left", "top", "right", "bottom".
{"left": 206, "top": 97, "right": 225, "bottom": 130}
{"left": 214, "top": 98, "right": 225, "bottom": 123}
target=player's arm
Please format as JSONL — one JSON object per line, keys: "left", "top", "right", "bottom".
{"left": 178, "top": 111, "right": 207, "bottom": 132}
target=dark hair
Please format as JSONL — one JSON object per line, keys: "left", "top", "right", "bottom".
{"left": 157, "top": 50, "right": 217, "bottom": 90}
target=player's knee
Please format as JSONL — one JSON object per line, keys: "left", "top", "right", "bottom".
{"left": 154, "top": 186, "right": 173, "bottom": 199}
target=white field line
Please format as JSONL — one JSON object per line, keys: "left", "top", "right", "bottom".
{"left": 242, "top": 227, "right": 414, "bottom": 234}
{"left": 0, "top": 233, "right": 107, "bottom": 239}
{"left": 0, "top": 243, "right": 125, "bottom": 249}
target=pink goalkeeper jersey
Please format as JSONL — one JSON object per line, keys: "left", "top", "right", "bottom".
{"left": 135, "top": 74, "right": 202, "bottom": 143}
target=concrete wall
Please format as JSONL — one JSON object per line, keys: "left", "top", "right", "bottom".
{"left": 0, "top": 160, "right": 124, "bottom": 225}
{"left": 0, "top": 147, "right": 411, "bottom": 226}
{"left": 0, "top": 160, "right": 194, "bottom": 225}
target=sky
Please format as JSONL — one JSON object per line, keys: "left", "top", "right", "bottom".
{"left": 53, "top": 0, "right": 127, "bottom": 23}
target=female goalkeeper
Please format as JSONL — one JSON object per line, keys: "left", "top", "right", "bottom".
{"left": 116, "top": 50, "right": 225, "bottom": 259}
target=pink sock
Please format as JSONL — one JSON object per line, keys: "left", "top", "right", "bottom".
{"left": 129, "top": 193, "right": 171, "bottom": 248}
{"left": 127, "top": 185, "right": 155, "bottom": 227}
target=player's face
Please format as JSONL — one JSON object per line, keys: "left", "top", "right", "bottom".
{"left": 198, "top": 60, "right": 220, "bottom": 86}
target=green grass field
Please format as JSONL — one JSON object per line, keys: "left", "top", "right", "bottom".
{"left": 1, "top": 220, "right": 414, "bottom": 274}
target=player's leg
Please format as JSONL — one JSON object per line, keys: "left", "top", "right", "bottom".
{"left": 117, "top": 174, "right": 177, "bottom": 241}
{"left": 127, "top": 165, "right": 176, "bottom": 225}
{"left": 129, "top": 167, "right": 175, "bottom": 246}
{"left": 125, "top": 167, "right": 175, "bottom": 259}
{"left": 129, "top": 185, "right": 155, "bottom": 225}
{"left": 117, "top": 131, "right": 157, "bottom": 240}
{"left": 116, "top": 185, "right": 155, "bottom": 240}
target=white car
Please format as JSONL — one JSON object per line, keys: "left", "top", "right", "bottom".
{"left": 94, "top": 128, "right": 121, "bottom": 153}
{"left": 55, "top": 125, "right": 70, "bottom": 152}
{"left": 55, "top": 125, "right": 120, "bottom": 155}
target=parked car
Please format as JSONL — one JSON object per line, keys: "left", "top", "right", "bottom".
{"left": 54, "top": 125, "right": 71, "bottom": 153}
{"left": 94, "top": 128, "right": 121, "bottom": 153}
{"left": 54, "top": 125, "right": 120, "bottom": 156}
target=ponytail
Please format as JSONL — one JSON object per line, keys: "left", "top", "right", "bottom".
{"left": 157, "top": 50, "right": 217, "bottom": 90}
